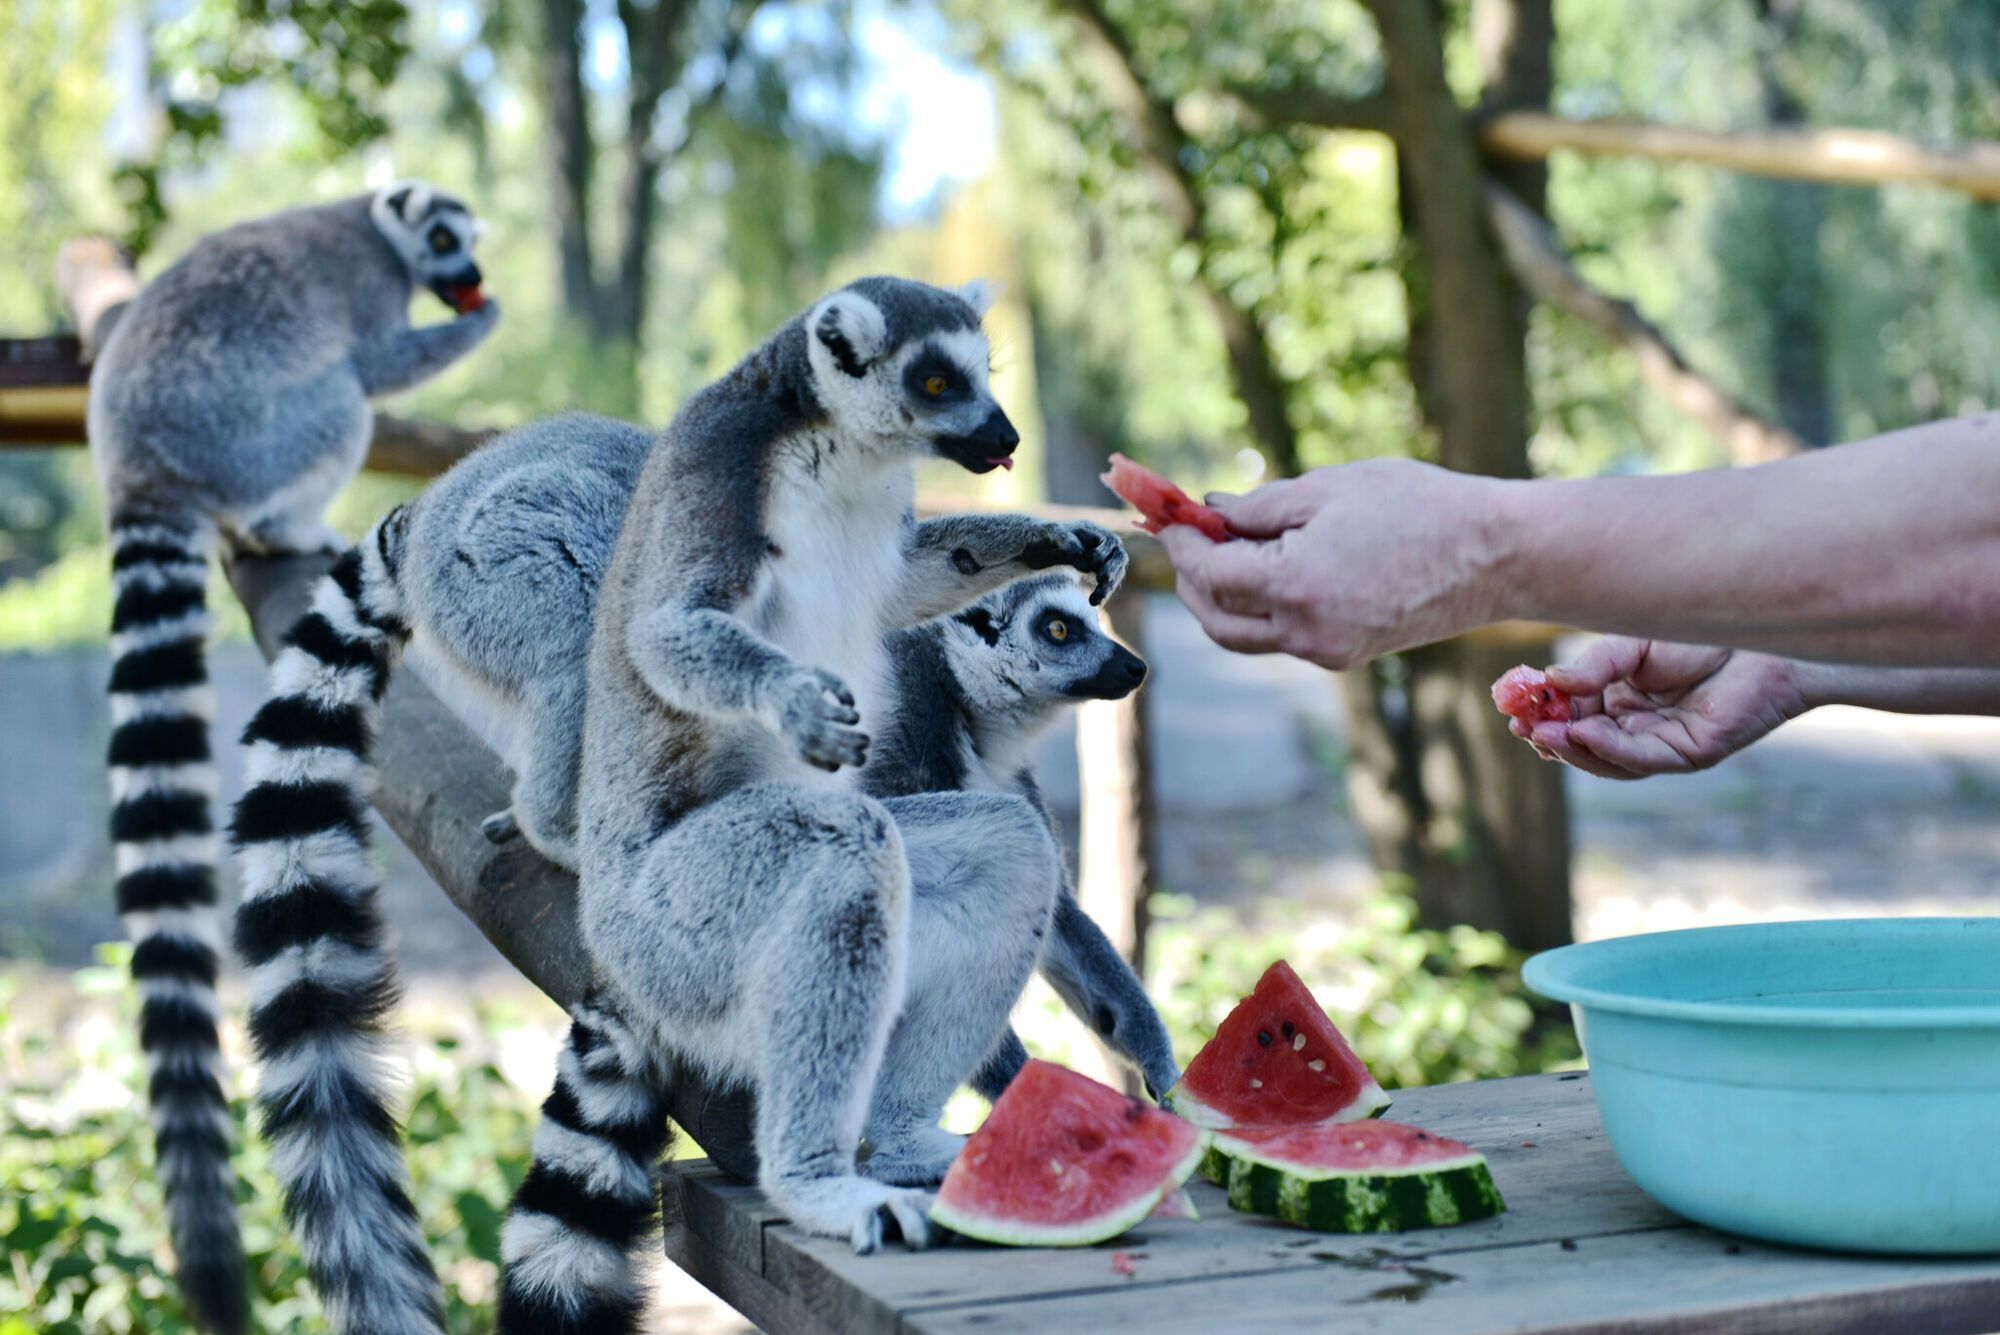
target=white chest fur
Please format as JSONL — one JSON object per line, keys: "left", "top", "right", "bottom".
{"left": 753, "top": 437, "right": 911, "bottom": 767}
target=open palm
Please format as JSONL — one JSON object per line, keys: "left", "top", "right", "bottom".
{"left": 1514, "top": 638, "right": 1808, "bottom": 780}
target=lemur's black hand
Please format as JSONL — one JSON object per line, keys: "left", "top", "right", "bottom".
{"left": 1020, "top": 520, "right": 1128, "bottom": 605}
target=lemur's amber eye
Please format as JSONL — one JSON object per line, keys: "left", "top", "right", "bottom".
{"left": 428, "top": 226, "right": 456, "bottom": 254}
{"left": 1048, "top": 619, "right": 1070, "bottom": 642}
{"left": 923, "top": 374, "right": 948, "bottom": 396}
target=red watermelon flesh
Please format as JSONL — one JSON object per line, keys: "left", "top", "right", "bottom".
{"left": 1101, "top": 453, "right": 1236, "bottom": 542}
{"left": 1211, "top": 1121, "right": 1485, "bottom": 1178}
{"left": 1168, "top": 960, "right": 1391, "bottom": 1130}
{"left": 442, "top": 282, "right": 487, "bottom": 315}
{"left": 1491, "top": 665, "right": 1570, "bottom": 728}
{"left": 931, "top": 1060, "right": 1204, "bottom": 1246}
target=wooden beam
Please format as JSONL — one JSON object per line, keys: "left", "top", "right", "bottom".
{"left": 1483, "top": 181, "right": 1809, "bottom": 465}
{"left": 1481, "top": 110, "right": 2000, "bottom": 201}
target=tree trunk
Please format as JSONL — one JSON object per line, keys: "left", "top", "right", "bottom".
{"left": 1751, "top": 0, "right": 1832, "bottom": 446}
{"left": 1348, "top": 0, "right": 1572, "bottom": 950}
{"left": 539, "top": 0, "right": 597, "bottom": 331}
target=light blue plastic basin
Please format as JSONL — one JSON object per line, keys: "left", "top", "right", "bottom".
{"left": 1524, "top": 917, "right": 2000, "bottom": 1254}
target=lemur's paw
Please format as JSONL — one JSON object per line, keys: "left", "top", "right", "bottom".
{"left": 480, "top": 810, "right": 521, "bottom": 845}
{"left": 1021, "top": 520, "right": 1128, "bottom": 604}
{"left": 862, "top": 1127, "right": 965, "bottom": 1187}
{"left": 774, "top": 1175, "right": 935, "bottom": 1254}
{"left": 777, "top": 668, "right": 869, "bottom": 772}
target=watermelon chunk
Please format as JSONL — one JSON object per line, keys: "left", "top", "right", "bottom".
{"left": 1167, "top": 960, "right": 1390, "bottom": 1130}
{"left": 931, "top": 1060, "right": 1204, "bottom": 1247}
{"left": 1202, "top": 1121, "right": 1505, "bottom": 1233}
{"left": 1491, "top": 665, "right": 1570, "bottom": 728}
{"left": 442, "top": 282, "right": 487, "bottom": 315}
{"left": 1100, "top": 453, "right": 1235, "bottom": 542}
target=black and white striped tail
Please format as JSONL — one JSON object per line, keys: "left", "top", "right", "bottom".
{"left": 228, "top": 515, "right": 446, "bottom": 1335}
{"left": 106, "top": 515, "right": 248, "bottom": 1335}
{"left": 498, "top": 1002, "right": 672, "bottom": 1335}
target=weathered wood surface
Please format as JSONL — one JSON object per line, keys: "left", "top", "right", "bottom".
{"left": 663, "top": 1072, "right": 2000, "bottom": 1335}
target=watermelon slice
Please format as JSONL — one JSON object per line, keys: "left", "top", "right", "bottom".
{"left": 1491, "top": 665, "right": 1570, "bottom": 729}
{"left": 931, "top": 1060, "right": 1204, "bottom": 1246}
{"left": 441, "top": 282, "right": 487, "bottom": 315}
{"left": 1201, "top": 1121, "right": 1505, "bottom": 1233}
{"left": 1167, "top": 960, "right": 1390, "bottom": 1130}
{"left": 1100, "top": 453, "right": 1235, "bottom": 542}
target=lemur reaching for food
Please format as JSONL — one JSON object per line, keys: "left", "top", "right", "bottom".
{"left": 227, "top": 278, "right": 1132, "bottom": 1333}
{"left": 60, "top": 181, "right": 495, "bottom": 1335}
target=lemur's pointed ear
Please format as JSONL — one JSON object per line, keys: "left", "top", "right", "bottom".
{"left": 373, "top": 179, "right": 432, "bottom": 227}
{"left": 810, "top": 291, "right": 889, "bottom": 378}
{"left": 958, "top": 279, "right": 1001, "bottom": 317}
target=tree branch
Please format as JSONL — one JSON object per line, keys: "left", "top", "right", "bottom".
{"left": 1053, "top": 0, "right": 1301, "bottom": 476}
{"left": 1222, "top": 84, "right": 1398, "bottom": 138}
{"left": 1483, "top": 180, "right": 1808, "bottom": 464}
{"left": 1480, "top": 110, "right": 2000, "bottom": 202}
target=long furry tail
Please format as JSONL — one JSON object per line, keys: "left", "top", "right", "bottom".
{"left": 106, "top": 514, "right": 248, "bottom": 1335}
{"left": 498, "top": 999, "right": 672, "bottom": 1335}
{"left": 227, "top": 513, "right": 446, "bottom": 1334}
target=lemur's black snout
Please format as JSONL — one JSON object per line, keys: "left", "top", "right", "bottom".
{"left": 1070, "top": 642, "right": 1148, "bottom": 700}
{"left": 937, "top": 405, "right": 1022, "bottom": 473}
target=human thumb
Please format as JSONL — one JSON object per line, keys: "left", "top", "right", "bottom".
{"left": 1204, "top": 478, "right": 1319, "bottom": 539}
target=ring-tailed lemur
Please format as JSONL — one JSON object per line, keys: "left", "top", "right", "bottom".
{"left": 65, "top": 181, "right": 495, "bottom": 1335}
{"left": 227, "top": 279, "right": 1128, "bottom": 1333}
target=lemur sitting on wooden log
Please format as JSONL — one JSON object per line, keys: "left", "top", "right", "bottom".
{"left": 61, "top": 182, "right": 497, "bottom": 1335}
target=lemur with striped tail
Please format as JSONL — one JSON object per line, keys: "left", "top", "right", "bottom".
{"left": 61, "top": 181, "right": 496, "bottom": 1335}
{"left": 228, "top": 278, "right": 1134, "bottom": 1333}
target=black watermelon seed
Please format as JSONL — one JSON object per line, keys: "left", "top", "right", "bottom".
{"left": 1256, "top": 1030, "right": 1272, "bottom": 1048}
{"left": 1281, "top": 1020, "right": 1295, "bottom": 1039}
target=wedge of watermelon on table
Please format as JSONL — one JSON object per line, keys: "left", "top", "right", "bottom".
{"left": 1100, "top": 453, "right": 1236, "bottom": 542}
{"left": 931, "top": 1059, "right": 1204, "bottom": 1247}
{"left": 1200, "top": 1121, "right": 1505, "bottom": 1233}
{"left": 1167, "top": 959, "right": 1391, "bottom": 1130}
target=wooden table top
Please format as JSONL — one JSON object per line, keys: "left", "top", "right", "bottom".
{"left": 662, "top": 1071, "right": 2000, "bottom": 1334}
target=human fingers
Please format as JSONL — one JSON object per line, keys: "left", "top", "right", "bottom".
{"left": 1192, "top": 537, "right": 1286, "bottom": 617}
{"left": 1546, "top": 636, "right": 1654, "bottom": 697}
{"left": 1173, "top": 565, "right": 1283, "bottom": 655}
{"left": 1528, "top": 721, "right": 1643, "bottom": 779}
{"left": 1566, "top": 713, "right": 1702, "bottom": 775}
{"left": 1202, "top": 476, "right": 1322, "bottom": 539}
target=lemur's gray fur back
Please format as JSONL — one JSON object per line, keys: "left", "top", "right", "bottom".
{"left": 71, "top": 181, "right": 495, "bottom": 1335}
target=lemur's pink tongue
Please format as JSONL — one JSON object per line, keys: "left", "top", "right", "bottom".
{"left": 989, "top": 456, "right": 1015, "bottom": 471}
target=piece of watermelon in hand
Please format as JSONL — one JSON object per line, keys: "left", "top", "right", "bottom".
{"left": 1491, "top": 665, "right": 1571, "bottom": 730}
{"left": 1167, "top": 960, "right": 1391, "bottom": 1131}
{"left": 1100, "top": 453, "right": 1235, "bottom": 542}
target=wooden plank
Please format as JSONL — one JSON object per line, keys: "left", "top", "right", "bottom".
{"left": 909, "top": 1227, "right": 2000, "bottom": 1335}
{"left": 664, "top": 1220, "right": 831, "bottom": 1335}
{"left": 674, "top": 1074, "right": 1685, "bottom": 1333}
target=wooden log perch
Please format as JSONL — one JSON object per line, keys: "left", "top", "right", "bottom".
{"left": 1483, "top": 181, "right": 1809, "bottom": 465}
{"left": 1481, "top": 110, "right": 2000, "bottom": 202}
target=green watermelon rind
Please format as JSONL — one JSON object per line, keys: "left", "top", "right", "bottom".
{"left": 1166, "top": 1076, "right": 1393, "bottom": 1133}
{"left": 1205, "top": 1133, "right": 1505, "bottom": 1234}
{"left": 929, "top": 1138, "right": 1208, "bottom": 1248}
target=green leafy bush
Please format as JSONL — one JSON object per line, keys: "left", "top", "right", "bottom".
{"left": 0, "top": 948, "right": 545, "bottom": 1333}
{"left": 1148, "top": 887, "right": 1580, "bottom": 1089}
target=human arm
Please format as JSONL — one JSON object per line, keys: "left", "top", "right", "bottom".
{"left": 1522, "top": 635, "right": 2000, "bottom": 780}
{"left": 1159, "top": 414, "right": 2000, "bottom": 668}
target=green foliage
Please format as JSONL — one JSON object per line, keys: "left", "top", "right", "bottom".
{"left": 0, "top": 949, "right": 547, "bottom": 1332}
{"left": 1149, "top": 887, "right": 1579, "bottom": 1089}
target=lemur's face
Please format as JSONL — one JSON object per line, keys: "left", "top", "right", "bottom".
{"left": 952, "top": 575, "right": 1148, "bottom": 706}
{"left": 369, "top": 180, "right": 486, "bottom": 314}
{"left": 806, "top": 278, "right": 1020, "bottom": 473}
